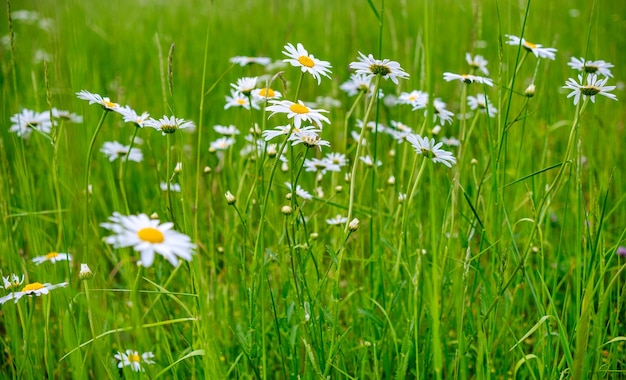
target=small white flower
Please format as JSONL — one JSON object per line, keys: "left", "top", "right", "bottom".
{"left": 567, "top": 57, "right": 614, "bottom": 78}
{"left": 406, "top": 134, "right": 456, "bottom": 168}
{"left": 289, "top": 128, "right": 330, "bottom": 150}
{"left": 349, "top": 52, "right": 409, "bottom": 84}
{"left": 224, "top": 89, "right": 259, "bottom": 110}
{"left": 252, "top": 87, "right": 282, "bottom": 101}
{"left": 76, "top": 90, "right": 120, "bottom": 111}
{"left": 443, "top": 72, "right": 493, "bottom": 86}
{"left": 2, "top": 274, "right": 24, "bottom": 290}
{"left": 326, "top": 214, "right": 348, "bottom": 225}
{"left": 563, "top": 74, "right": 617, "bottom": 105}
{"left": 114, "top": 350, "right": 155, "bottom": 372}
{"left": 145, "top": 115, "right": 195, "bottom": 135}
{"left": 266, "top": 100, "right": 330, "bottom": 129}
{"left": 340, "top": 73, "right": 375, "bottom": 97}
{"left": 160, "top": 182, "right": 181, "bottom": 192}
{"left": 32, "top": 252, "right": 72, "bottom": 265}
{"left": 282, "top": 42, "right": 332, "bottom": 85}
{"left": 231, "top": 77, "right": 258, "bottom": 96}
{"left": 467, "top": 94, "right": 497, "bottom": 117}
{"left": 9, "top": 109, "right": 52, "bottom": 138}
{"left": 209, "top": 137, "right": 236, "bottom": 152}
{"left": 0, "top": 282, "right": 68, "bottom": 305}
{"left": 230, "top": 56, "right": 271, "bottom": 67}
{"left": 101, "top": 141, "right": 143, "bottom": 162}
{"left": 118, "top": 106, "right": 150, "bottom": 128}
{"left": 465, "top": 53, "right": 489, "bottom": 75}
{"left": 285, "top": 182, "right": 313, "bottom": 200}
{"left": 359, "top": 155, "right": 382, "bottom": 167}
{"left": 398, "top": 90, "right": 428, "bottom": 108}
{"left": 213, "top": 124, "right": 240, "bottom": 136}
{"left": 505, "top": 34, "right": 557, "bottom": 60}
{"left": 51, "top": 108, "right": 83, "bottom": 123}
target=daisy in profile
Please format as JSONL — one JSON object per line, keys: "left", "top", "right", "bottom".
{"left": 465, "top": 53, "right": 489, "bottom": 75}
{"left": 266, "top": 100, "right": 330, "bottom": 129}
{"left": 231, "top": 77, "right": 258, "bottom": 96}
{"left": 406, "top": 134, "right": 456, "bottom": 168}
{"left": 567, "top": 57, "right": 614, "bottom": 77}
{"left": 326, "top": 215, "right": 348, "bottom": 225}
{"left": 114, "top": 350, "right": 155, "bottom": 372}
{"left": 101, "top": 212, "right": 195, "bottom": 267}
{"left": 118, "top": 106, "right": 150, "bottom": 128}
{"left": 9, "top": 109, "right": 53, "bottom": 138}
{"left": 289, "top": 127, "right": 330, "bottom": 150}
{"left": 51, "top": 108, "right": 83, "bottom": 123}
{"left": 145, "top": 116, "right": 195, "bottom": 135}
{"left": 467, "top": 94, "right": 497, "bottom": 117}
{"left": 349, "top": 52, "right": 409, "bottom": 84}
{"left": 304, "top": 157, "right": 341, "bottom": 174}
{"left": 563, "top": 74, "right": 617, "bottom": 105}
{"left": 0, "top": 281, "right": 68, "bottom": 305}
{"left": 230, "top": 56, "right": 271, "bottom": 67}
{"left": 224, "top": 90, "right": 259, "bottom": 110}
{"left": 282, "top": 42, "right": 332, "bottom": 85}
{"left": 2, "top": 274, "right": 24, "bottom": 290}
{"left": 359, "top": 155, "right": 382, "bottom": 167}
{"left": 415, "top": 98, "right": 455, "bottom": 125}
{"left": 76, "top": 90, "right": 120, "bottom": 111}
{"left": 285, "top": 182, "right": 313, "bottom": 200}
{"left": 213, "top": 125, "right": 240, "bottom": 136}
{"left": 505, "top": 34, "right": 557, "bottom": 60}
{"left": 101, "top": 141, "right": 143, "bottom": 162}
{"left": 398, "top": 90, "right": 428, "bottom": 108}
{"left": 443, "top": 72, "right": 493, "bottom": 86}
{"left": 340, "top": 73, "right": 375, "bottom": 97}
{"left": 32, "top": 252, "right": 72, "bottom": 265}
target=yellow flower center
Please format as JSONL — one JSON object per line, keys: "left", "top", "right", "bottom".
{"left": 524, "top": 41, "right": 537, "bottom": 49}
{"left": 46, "top": 252, "right": 59, "bottom": 260}
{"left": 129, "top": 353, "right": 141, "bottom": 363}
{"left": 137, "top": 227, "right": 165, "bottom": 243}
{"left": 22, "top": 282, "right": 45, "bottom": 292}
{"left": 298, "top": 56, "right": 315, "bottom": 68}
{"left": 103, "top": 99, "right": 118, "bottom": 109}
{"left": 289, "top": 103, "right": 310, "bottom": 114}
{"left": 258, "top": 88, "right": 275, "bottom": 97}
{"left": 236, "top": 99, "right": 246, "bottom": 105}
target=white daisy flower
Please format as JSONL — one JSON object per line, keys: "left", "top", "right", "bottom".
{"left": 266, "top": 100, "right": 330, "bottom": 129}
{"left": 387, "top": 120, "right": 413, "bottom": 141}
{"left": 9, "top": 109, "right": 52, "bottom": 138}
{"left": 51, "top": 108, "right": 83, "bottom": 123}
{"left": 505, "top": 34, "right": 557, "bottom": 60}
{"left": 79, "top": 263, "right": 94, "bottom": 280}
{"left": 230, "top": 56, "right": 271, "bottom": 67}
{"left": 118, "top": 106, "right": 150, "bottom": 128}
{"left": 325, "top": 152, "right": 347, "bottom": 168}
{"left": 356, "top": 119, "right": 386, "bottom": 134}
{"left": 563, "top": 74, "right": 618, "bottom": 106}
{"left": 406, "top": 134, "right": 456, "bottom": 168}
{"left": 349, "top": 52, "right": 409, "bottom": 84}
{"left": 145, "top": 115, "right": 195, "bottom": 135}
{"left": 252, "top": 87, "right": 282, "bottom": 101}
{"left": 262, "top": 125, "right": 293, "bottom": 141}
{"left": 76, "top": 90, "right": 120, "bottom": 111}
{"left": 231, "top": 77, "right": 258, "bottom": 96}
{"left": 32, "top": 252, "right": 72, "bottom": 265}
{"left": 398, "top": 90, "right": 429, "bottom": 108}
{"left": 160, "top": 182, "right": 181, "bottom": 192}
{"left": 213, "top": 124, "right": 240, "bottom": 136}
{"left": 443, "top": 72, "right": 493, "bottom": 86}
{"left": 289, "top": 128, "right": 330, "bottom": 150}
{"left": 416, "top": 98, "right": 455, "bottom": 126}
{"left": 304, "top": 157, "right": 340, "bottom": 174}
{"left": 465, "top": 53, "right": 489, "bottom": 75}
{"left": 100, "top": 212, "right": 195, "bottom": 267}
{"left": 114, "top": 350, "right": 155, "bottom": 372}
{"left": 326, "top": 215, "right": 348, "bottom": 225}
{"left": 209, "top": 137, "right": 236, "bottom": 152}
{"left": 282, "top": 42, "right": 332, "bottom": 85}
{"left": 285, "top": 182, "right": 313, "bottom": 200}
{"left": 467, "top": 94, "right": 497, "bottom": 117}
{"left": 224, "top": 89, "right": 259, "bottom": 110}
{"left": 340, "top": 73, "right": 375, "bottom": 97}
{"left": 0, "top": 281, "right": 68, "bottom": 305}
{"left": 441, "top": 136, "right": 461, "bottom": 147}
{"left": 567, "top": 57, "right": 614, "bottom": 78}
{"left": 2, "top": 274, "right": 24, "bottom": 290}
{"left": 359, "top": 155, "right": 382, "bottom": 167}
{"left": 100, "top": 141, "right": 143, "bottom": 162}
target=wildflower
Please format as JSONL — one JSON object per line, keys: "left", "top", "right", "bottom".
{"left": 307, "top": 96, "right": 342, "bottom": 109}
{"left": 359, "top": 155, "right": 382, "bottom": 167}
{"left": 118, "top": 106, "right": 150, "bottom": 128}
{"left": 398, "top": 90, "right": 428, "bottom": 108}
{"left": 266, "top": 100, "right": 330, "bottom": 129}
{"left": 348, "top": 218, "right": 360, "bottom": 231}
{"left": 100, "top": 212, "right": 195, "bottom": 267}
{"left": 567, "top": 57, "right": 614, "bottom": 77}
{"left": 32, "top": 252, "right": 72, "bottom": 265}
{"left": 2, "top": 274, "right": 24, "bottom": 290}
{"left": 51, "top": 108, "right": 83, "bottom": 123}
{"left": 225, "top": 191, "right": 236, "bottom": 205}
{"left": 617, "top": 246, "right": 626, "bottom": 257}
{"left": 325, "top": 152, "right": 347, "bottom": 168}
{"left": 262, "top": 125, "right": 293, "bottom": 141}
{"left": 209, "top": 137, "right": 236, "bottom": 152}
{"left": 443, "top": 72, "right": 493, "bottom": 86}
{"left": 524, "top": 84, "right": 536, "bottom": 97}
{"left": 467, "top": 94, "right": 497, "bottom": 117}
{"left": 9, "top": 109, "right": 52, "bottom": 138}
{"left": 231, "top": 77, "right": 257, "bottom": 96}
{"left": 326, "top": 215, "right": 348, "bottom": 225}
{"left": 387, "top": 120, "right": 413, "bottom": 141}
{"left": 356, "top": 119, "right": 386, "bottom": 134}
{"left": 224, "top": 89, "right": 259, "bottom": 110}
{"left": 398, "top": 193, "right": 407, "bottom": 203}
{"left": 114, "top": 350, "right": 155, "bottom": 372}
{"left": 282, "top": 42, "right": 332, "bottom": 85}
{"left": 281, "top": 205, "right": 293, "bottom": 215}
{"left": 285, "top": 182, "right": 313, "bottom": 200}
{"left": 563, "top": 74, "right": 617, "bottom": 106}
{"left": 214, "top": 124, "right": 240, "bottom": 136}
{"left": 101, "top": 141, "right": 143, "bottom": 162}
{"left": 230, "top": 56, "right": 271, "bottom": 67}
{"left": 0, "top": 282, "right": 68, "bottom": 305}
{"left": 406, "top": 134, "right": 456, "bottom": 168}
{"left": 441, "top": 136, "right": 461, "bottom": 146}
{"left": 289, "top": 128, "right": 330, "bottom": 150}
{"left": 160, "top": 182, "right": 181, "bottom": 192}
{"left": 79, "top": 264, "right": 94, "bottom": 280}
{"left": 252, "top": 87, "right": 282, "bottom": 101}
{"left": 419, "top": 98, "right": 455, "bottom": 125}
{"left": 76, "top": 90, "right": 120, "bottom": 111}
{"left": 505, "top": 34, "right": 557, "bottom": 60}
{"left": 145, "top": 115, "right": 195, "bottom": 135}
{"left": 340, "top": 73, "right": 375, "bottom": 96}
{"left": 349, "top": 52, "right": 409, "bottom": 84}
{"left": 465, "top": 53, "right": 489, "bottom": 75}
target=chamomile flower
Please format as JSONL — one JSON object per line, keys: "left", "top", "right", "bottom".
{"left": 340, "top": 73, "right": 375, "bottom": 97}
{"left": 118, "top": 106, "right": 150, "bottom": 128}
{"left": 101, "top": 141, "right": 143, "bottom": 162}
{"left": 465, "top": 53, "right": 489, "bottom": 75}
{"left": 406, "top": 134, "right": 456, "bottom": 168}
{"left": 51, "top": 108, "right": 83, "bottom": 123}
{"left": 326, "top": 215, "right": 348, "bottom": 225}
{"left": 359, "top": 155, "right": 382, "bottom": 167}
{"left": 285, "top": 182, "right": 313, "bottom": 200}
{"left": 0, "top": 281, "right": 68, "bottom": 305}
{"left": 567, "top": 57, "right": 614, "bottom": 77}
{"left": 304, "top": 157, "right": 340, "bottom": 174}
{"left": 266, "top": 100, "right": 330, "bottom": 129}
{"left": 398, "top": 90, "right": 428, "bottom": 107}
{"left": 100, "top": 212, "right": 195, "bottom": 267}
{"left": 467, "top": 94, "right": 497, "bottom": 117}
{"left": 209, "top": 137, "right": 236, "bottom": 152}
{"left": 9, "top": 109, "right": 53, "bottom": 138}
{"left": 213, "top": 124, "right": 240, "bottom": 136}
{"left": 230, "top": 56, "right": 271, "bottom": 67}
{"left": 2, "top": 274, "right": 24, "bottom": 290}
{"left": 563, "top": 74, "right": 617, "bottom": 105}
{"left": 32, "top": 252, "right": 72, "bottom": 265}
{"left": 145, "top": 116, "right": 195, "bottom": 135}
{"left": 443, "top": 72, "right": 493, "bottom": 86}
{"left": 231, "top": 77, "right": 258, "bottom": 96}
{"left": 325, "top": 152, "right": 348, "bottom": 168}
{"left": 114, "top": 350, "right": 155, "bottom": 372}
{"left": 505, "top": 34, "right": 557, "bottom": 60}
{"left": 282, "top": 42, "right": 332, "bottom": 85}
{"left": 262, "top": 125, "right": 293, "bottom": 141}
{"left": 76, "top": 90, "right": 120, "bottom": 111}
{"left": 289, "top": 128, "right": 330, "bottom": 150}
{"left": 387, "top": 120, "right": 414, "bottom": 141}
{"left": 252, "top": 87, "right": 282, "bottom": 101}
{"left": 349, "top": 52, "right": 409, "bottom": 84}
{"left": 419, "top": 98, "right": 455, "bottom": 125}
{"left": 224, "top": 90, "right": 259, "bottom": 110}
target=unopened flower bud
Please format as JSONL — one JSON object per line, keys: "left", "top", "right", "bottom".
{"left": 348, "top": 218, "right": 360, "bottom": 231}
{"left": 150, "top": 212, "right": 159, "bottom": 219}
{"left": 79, "top": 263, "right": 94, "bottom": 280}
{"left": 525, "top": 84, "right": 536, "bottom": 97}
{"left": 387, "top": 176, "right": 396, "bottom": 185}
{"left": 225, "top": 191, "right": 236, "bottom": 205}
{"left": 204, "top": 166, "right": 212, "bottom": 174}
{"left": 174, "top": 162, "right": 183, "bottom": 173}
{"left": 281, "top": 205, "right": 293, "bottom": 215}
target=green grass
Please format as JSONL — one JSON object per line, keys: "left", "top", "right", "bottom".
{"left": 1, "top": 0, "right": 626, "bottom": 378}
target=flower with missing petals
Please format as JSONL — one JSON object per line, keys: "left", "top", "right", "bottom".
{"left": 114, "top": 350, "right": 155, "bottom": 372}
{"left": 282, "top": 43, "right": 332, "bottom": 85}
{"left": 289, "top": 127, "right": 330, "bottom": 150}
{"left": 505, "top": 34, "right": 557, "bottom": 60}
{"left": 224, "top": 90, "right": 260, "bottom": 110}
{"left": 9, "top": 109, "right": 52, "bottom": 138}
{"left": 2, "top": 274, "right": 24, "bottom": 290}
{"left": 562, "top": 74, "right": 617, "bottom": 106}
{"left": 285, "top": 182, "right": 313, "bottom": 200}
{"left": 349, "top": 52, "right": 409, "bottom": 84}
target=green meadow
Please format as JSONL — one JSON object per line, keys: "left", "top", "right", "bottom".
{"left": 1, "top": 0, "right": 626, "bottom": 378}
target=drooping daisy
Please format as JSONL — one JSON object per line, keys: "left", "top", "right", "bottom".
{"left": 231, "top": 77, "right": 258, "bottom": 96}
{"left": 567, "top": 57, "right": 614, "bottom": 77}
{"left": 285, "top": 182, "right": 313, "bottom": 200}
{"left": 118, "top": 106, "right": 150, "bottom": 128}
{"left": 0, "top": 281, "right": 68, "bottom": 305}
{"left": 213, "top": 124, "right": 240, "bottom": 136}
{"left": 443, "top": 72, "right": 493, "bottom": 86}
{"left": 467, "top": 94, "right": 498, "bottom": 117}
{"left": 101, "top": 141, "right": 143, "bottom": 162}
{"left": 9, "top": 109, "right": 53, "bottom": 138}
{"left": 406, "top": 134, "right": 456, "bottom": 168}
{"left": 114, "top": 350, "right": 155, "bottom": 372}
{"left": 465, "top": 53, "right": 489, "bottom": 75}
{"left": 51, "top": 108, "right": 83, "bottom": 123}
{"left": 289, "top": 127, "right": 330, "bottom": 150}
{"left": 2, "top": 274, "right": 24, "bottom": 290}
{"left": 349, "top": 52, "right": 409, "bottom": 84}
{"left": 76, "top": 90, "right": 120, "bottom": 111}
{"left": 100, "top": 212, "right": 195, "bottom": 267}
{"left": 326, "top": 215, "right": 348, "bottom": 225}
{"left": 230, "top": 56, "right": 271, "bottom": 67}
{"left": 252, "top": 87, "right": 282, "bottom": 101}
{"left": 282, "top": 42, "right": 332, "bottom": 85}
{"left": 160, "top": 182, "right": 181, "bottom": 192}
{"left": 145, "top": 116, "right": 195, "bottom": 135}
{"left": 505, "top": 34, "right": 557, "bottom": 60}
{"left": 32, "top": 252, "right": 72, "bottom": 265}
{"left": 224, "top": 90, "right": 260, "bottom": 110}
{"left": 209, "top": 137, "right": 236, "bottom": 152}
{"left": 266, "top": 100, "right": 330, "bottom": 129}
{"left": 563, "top": 74, "right": 617, "bottom": 106}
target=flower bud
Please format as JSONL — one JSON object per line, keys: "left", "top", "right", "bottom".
{"left": 525, "top": 84, "right": 536, "bottom": 97}
{"left": 281, "top": 205, "right": 293, "bottom": 215}
{"left": 225, "top": 191, "right": 236, "bottom": 205}
{"left": 348, "top": 218, "right": 360, "bottom": 231}
{"left": 79, "top": 263, "right": 94, "bottom": 280}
